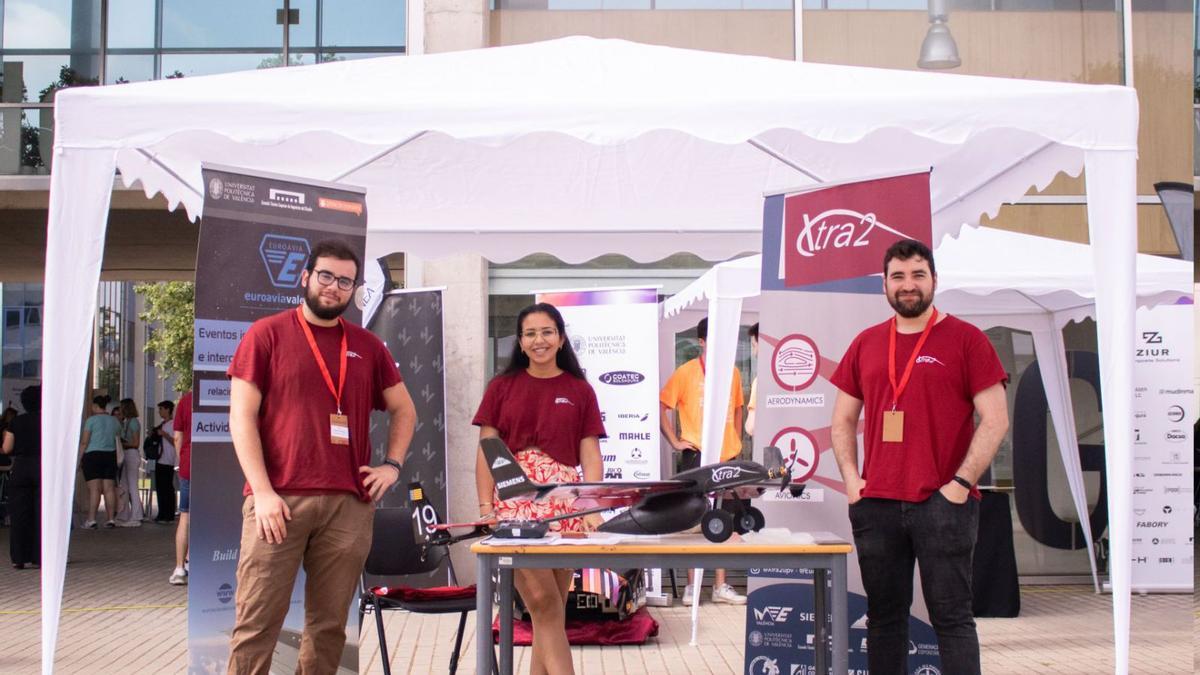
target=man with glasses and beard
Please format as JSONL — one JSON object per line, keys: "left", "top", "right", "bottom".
{"left": 225, "top": 239, "right": 417, "bottom": 674}
{"left": 829, "top": 239, "right": 1008, "bottom": 675}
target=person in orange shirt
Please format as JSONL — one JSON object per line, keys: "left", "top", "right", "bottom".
{"left": 659, "top": 317, "right": 745, "bottom": 605}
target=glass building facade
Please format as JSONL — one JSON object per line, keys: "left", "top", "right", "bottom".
{"left": 0, "top": 0, "right": 407, "bottom": 174}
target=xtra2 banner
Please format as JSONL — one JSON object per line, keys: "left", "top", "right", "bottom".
{"left": 748, "top": 170, "right": 943, "bottom": 675}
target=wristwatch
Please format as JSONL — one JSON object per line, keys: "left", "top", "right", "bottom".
{"left": 382, "top": 458, "right": 402, "bottom": 475}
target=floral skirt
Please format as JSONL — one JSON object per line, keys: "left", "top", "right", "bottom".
{"left": 494, "top": 448, "right": 584, "bottom": 533}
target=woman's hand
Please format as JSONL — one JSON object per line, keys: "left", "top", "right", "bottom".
{"left": 583, "top": 513, "right": 604, "bottom": 532}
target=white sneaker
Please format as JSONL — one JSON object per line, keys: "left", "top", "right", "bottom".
{"left": 711, "top": 583, "right": 746, "bottom": 605}
{"left": 682, "top": 584, "right": 698, "bottom": 606}
{"left": 169, "top": 568, "right": 188, "bottom": 585}
{"left": 115, "top": 520, "right": 142, "bottom": 528}
{"left": 82, "top": 520, "right": 98, "bottom": 530}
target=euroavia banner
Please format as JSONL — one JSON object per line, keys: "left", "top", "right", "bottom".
{"left": 748, "top": 171, "right": 944, "bottom": 675}
{"left": 1129, "top": 302, "right": 1195, "bottom": 591}
{"left": 189, "top": 165, "right": 367, "bottom": 673}
{"left": 536, "top": 287, "right": 664, "bottom": 598}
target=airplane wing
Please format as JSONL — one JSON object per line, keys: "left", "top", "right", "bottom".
{"left": 532, "top": 480, "right": 691, "bottom": 506}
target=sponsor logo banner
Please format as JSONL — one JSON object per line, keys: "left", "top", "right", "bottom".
{"left": 752, "top": 173, "right": 941, "bottom": 675}
{"left": 537, "top": 286, "right": 661, "bottom": 596}
{"left": 1130, "top": 303, "right": 1195, "bottom": 590}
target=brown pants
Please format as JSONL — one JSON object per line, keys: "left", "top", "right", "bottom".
{"left": 227, "top": 493, "right": 373, "bottom": 675}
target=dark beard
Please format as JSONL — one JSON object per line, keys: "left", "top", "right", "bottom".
{"left": 305, "top": 286, "right": 350, "bottom": 320}
{"left": 888, "top": 291, "right": 932, "bottom": 319}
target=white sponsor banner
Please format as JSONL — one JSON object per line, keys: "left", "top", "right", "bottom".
{"left": 1130, "top": 303, "right": 1195, "bottom": 590}
{"left": 536, "top": 287, "right": 661, "bottom": 484}
{"left": 537, "top": 286, "right": 663, "bottom": 599}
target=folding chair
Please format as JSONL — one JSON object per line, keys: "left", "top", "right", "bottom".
{"left": 360, "top": 506, "right": 497, "bottom": 675}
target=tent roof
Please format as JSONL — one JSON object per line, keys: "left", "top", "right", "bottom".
{"left": 661, "top": 227, "right": 1191, "bottom": 327}
{"left": 55, "top": 37, "right": 1138, "bottom": 263}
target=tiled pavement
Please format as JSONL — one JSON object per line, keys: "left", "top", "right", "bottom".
{"left": 1, "top": 518, "right": 1194, "bottom": 674}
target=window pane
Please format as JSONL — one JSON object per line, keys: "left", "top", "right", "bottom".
{"left": 3, "top": 55, "right": 91, "bottom": 103}
{"left": 320, "top": 0, "right": 405, "bottom": 48}
{"left": 3, "top": 0, "right": 72, "bottom": 49}
{"left": 160, "top": 53, "right": 285, "bottom": 79}
{"left": 162, "top": 0, "right": 283, "bottom": 49}
{"left": 315, "top": 51, "right": 403, "bottom": 63}
{"left": 106, "top": 0, "right": 156, "bottom": 49}
{"left": 105, "top": 55, "right": 156, "bottom": 84}
{"left": 287, "top": 0, "right": 317, "bottom": 49}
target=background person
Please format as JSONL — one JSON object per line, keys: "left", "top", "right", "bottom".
{"left": 153, "top": 400, "right": 177, "bottom": 523}
{"left": 830, "top": 239, "right": 1008, "bottom": 675}
{"left": 474, "top": 302, "right": 605, "bottom": 675}
{"left": 2, "top": 386, "right": 41, "bottom": 568}
{"left": 659, "top": 316, "right": 746, "bottom": 605}
{"left": 80, "top": 395, "right": 123, "bottom": 528}
{"left": 225, "top": 240, "right": 416, "bottom": 674}
{"left": 170, "top": 389, "right": 193, "bottom": 585}
{"left": 115, "top": 398, "right": 144, "bottom": 525}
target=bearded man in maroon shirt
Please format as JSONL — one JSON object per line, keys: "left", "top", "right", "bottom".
{"left": 225, "top": 240, "right": 417, "bottom": 674}
{"left": 830, "top": 239, "right": 1009, "bottom": 675}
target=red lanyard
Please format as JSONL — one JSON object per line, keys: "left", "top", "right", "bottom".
{"left": 887, "top": 307, "right": 938, "bottom": 411}
{"left": 295, "top": 306, "right": 347, "bottom": 414}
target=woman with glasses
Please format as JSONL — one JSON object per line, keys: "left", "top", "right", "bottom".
{"left": 473, "top": 302, "right": 605, "bottom": 675}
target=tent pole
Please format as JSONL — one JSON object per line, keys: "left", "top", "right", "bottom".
{"left": 746, "top": 139, "right": 825, "bottom": 182}
{"left": 931, "top": 140, "right": 1055, "bottom": 217}
{"left": 328, "top": 130, "right": 429, "bottom": 182}
{"left": 135, "top": 148, "right": 203, "bottom": 197}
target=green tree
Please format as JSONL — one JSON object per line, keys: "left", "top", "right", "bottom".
{"left": 135, "top": 282, "right": 195, "bottom": 392}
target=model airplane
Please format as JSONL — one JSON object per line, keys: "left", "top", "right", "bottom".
{"left": 427, "top": 437, "right": 804, "bottom": 544}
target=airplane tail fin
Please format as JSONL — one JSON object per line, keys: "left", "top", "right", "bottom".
{"left": 481, "top": 437, "right": 537, "bottom": 501}
{"left": 407, "top": 482, "right": 445, "bottom": 544}
{"left": 764, "top": 445, "right": 786, "bottom": 472}
{"left": 763, "top": 445, "right": 790, "bottom": 490}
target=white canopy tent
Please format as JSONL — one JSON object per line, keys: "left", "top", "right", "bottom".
{"left": 45, "top": 37, "right": 1139, "bottom": 673}
{"left": 660, "top": 226, "right": 1193, "bottom": 598}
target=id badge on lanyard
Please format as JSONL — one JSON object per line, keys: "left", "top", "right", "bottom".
{"left": 884, "top": 308, "right": 938, "bottom": 444}
{"left": 296, "top": 307, "right": 351, "bottom": 446}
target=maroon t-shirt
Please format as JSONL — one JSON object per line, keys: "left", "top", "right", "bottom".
{"left": 227, "top": 309, "right": 402, "bottom": 501}
{"left": 472, "top": 371, "right": 606, "bottom": 467}
{"left": 830, "top": 314, "right": 1007, "bottom": 503}
{"left": 175, "top": 390, "right": 193, "bottom": 480}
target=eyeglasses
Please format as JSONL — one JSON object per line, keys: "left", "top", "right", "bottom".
{"left": 520, "top": 328, "right": 558, "bottom": 341}
{"left": 313, "top": 269, "right": 356, "bottom": 291}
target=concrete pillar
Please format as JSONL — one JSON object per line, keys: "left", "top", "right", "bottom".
{"left": 423, "top": 0, "right": 489, "bottom": 54}
{"left": 420, "top": 252, "right": 488, "bottom": 577}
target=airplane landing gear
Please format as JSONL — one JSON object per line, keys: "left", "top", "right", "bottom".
{"left": 739, "top": 506, "right": 765, "bottom": 533}
{"left": 701, "top": 510, "right": 734, "bottom": 543}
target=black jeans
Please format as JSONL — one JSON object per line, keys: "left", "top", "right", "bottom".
{"left": 8, "top": 460, "right": 40, "bottom": 566}
{"left": 848, "top": 493, "right": 980, "bottom": 675}
{"left": 155, "top": 463, "right": 177, "bottom": 522}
